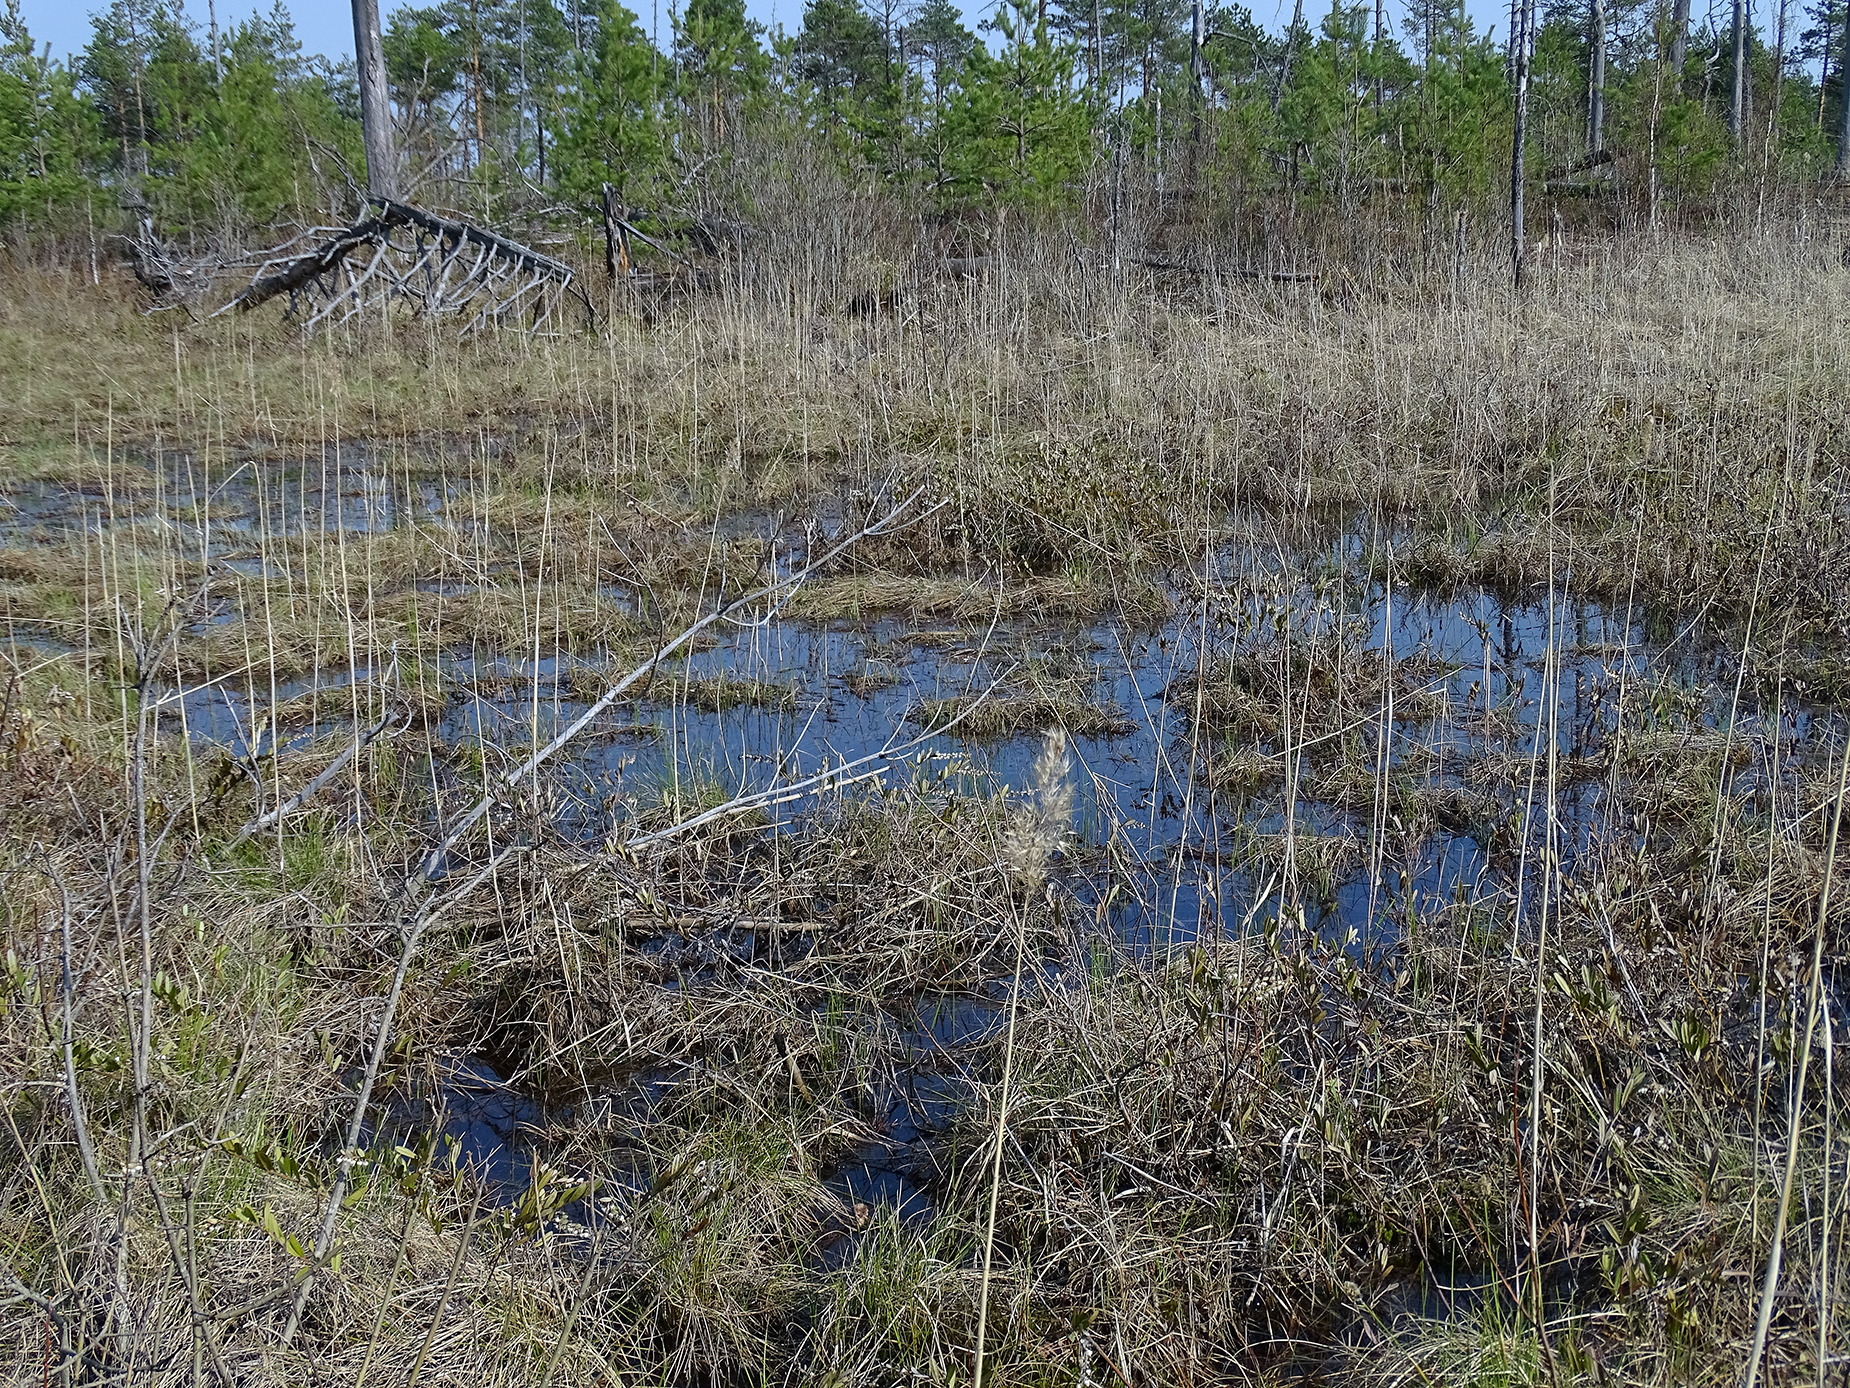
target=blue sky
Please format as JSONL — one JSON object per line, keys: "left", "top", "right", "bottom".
{"left": 15, "top": 0, "right": 1516, "bottom": 67}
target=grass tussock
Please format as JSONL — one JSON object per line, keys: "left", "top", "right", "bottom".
{"left": 910, "top": 690, "right": 1135, "bottom": 739}
{"left": 663, "top": 671, "right": 801, "bottom": 713}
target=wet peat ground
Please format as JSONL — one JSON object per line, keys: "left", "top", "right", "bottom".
{"left": 5, "top": 442, "right": 1844, "bottom": 1361}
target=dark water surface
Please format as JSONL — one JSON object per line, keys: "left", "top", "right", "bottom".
{"left": 5, "top": 450, "right": 1842, "bottom": 1260}
{"left": 5, "top": 455, "right": 1839, "bottom": 984}
{"left": 0, "top": 442, "right": 470, "bottom": 550}
{"left": 79, "top": 540, "right": 1823, "bottom": 951}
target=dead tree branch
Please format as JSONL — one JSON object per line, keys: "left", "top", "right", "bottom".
{"left": 222, "top": 197, "right": 596, "bottom": 336}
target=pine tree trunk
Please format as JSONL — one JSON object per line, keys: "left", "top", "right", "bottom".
{"left": 1511, "top": 0, "right": 1532, "bottom": 288}
{"left": 1669, "top": 0, "right": 1691, "bottom": 90}
{"left": 1839, "top": 0, "right": 1850, "bottom": 175}
{"left": 1092, "top": 0, "right": 1101, "bottom": 105}
{"left": 1835, "top": 0, "right": 1850, "bottom": 176}
{"left": 1729, "top": 0, "right": 1747, "bottom": 139}
{"left": 128, "top": 9, "right": 148, "bottom": 178}
{"left": 351, "top": 0, "right": 399, "bottom": 199}
{"left": 1589, "top": 0, "right": 1606, "bottom": 154}
{"left": 1274, "top": 0, "right": 1305, "bottom": 110}
{"left": 1190, "top": 0, "right": 1204, "bottom": 101}
{"left": 1757, "top": 0, "right": 1787, "bottom": 220}
{"left": 1373, "top": 0, "right": 1383, "bottom": 110}
{"left": 1818, "top": 44, "right": 1830, "bottom": 132}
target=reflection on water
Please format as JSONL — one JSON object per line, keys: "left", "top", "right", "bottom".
{"left": 5, "top": 470, "right": 1843, "bottom": 1240}
{"left": 3, "top": 508, "right": 1836, "bottom": 947}
{"left": 0, "top": 442, "right": 470, "bottom": 557}
{"left": 163, "top": 574, "right": 1815, "bottom": 951}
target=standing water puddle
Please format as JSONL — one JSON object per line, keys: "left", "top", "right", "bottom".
{"left": 410, "top": 563, "right": 1837, "bottom": 949}
{"left": 5, "top": 462, "right": 1842, "bottom": 1238}
{"left": 0, "top": 441, "right": 474, "bottom": 557}
{"left": 6, "top": 476, "right": 1836, "bottom": 948}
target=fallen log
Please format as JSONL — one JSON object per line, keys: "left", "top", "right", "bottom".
{"left": 223, "top": 197, "right": 596, "bottom": 335}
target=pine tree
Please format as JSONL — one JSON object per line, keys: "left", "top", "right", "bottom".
{"left": 1800, "top": 0, "right": 1846, "bottom": 138}
{"left": 0, "top": 0, "right": 96, "bottom": 226}
{"left": 906, "top": 0, "right": 973, "bottom": 190}
{"left": 910, "top": 0, "right": 976, "bottom": 94}
{"left": 675, "top": 0, "right": 769, "bottom": 151}
{"left": 187, "top": 11, "right": 349, "bottom": 223}
{"left": 1275, "top": 0, "right": 1376, "bottom": 196}
{"left": 554, "top": 0, "right": 666, "bottom": 209}
{"left": 511, "top": 0, "right": 575, "bottom": 188}
{"left": 385, "top": 6, "right": 467, "bottom": 164}
{"left": 1199, "top": 0, "right": 1275, "bottom": 92}
{"left": 795, "top": 0, "right": 886, "bottom": 118}
{"left": 1838, "top": 0, "right": 1849, "bottom": 170}
{"left": 79, "top": 0, "right": 168, "bottom": 180}
{"left": 948, "top": 0, "right": 1090, "bottom": 203}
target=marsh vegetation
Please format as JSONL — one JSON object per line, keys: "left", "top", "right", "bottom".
{"left": 2, "top": 222, "right": 1850, "bottom": 1386}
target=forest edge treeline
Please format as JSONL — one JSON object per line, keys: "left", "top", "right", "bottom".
{"left": 2, "top": 0, "right": 1850, "bottom": 279}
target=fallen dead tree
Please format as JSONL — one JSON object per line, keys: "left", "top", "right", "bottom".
{"left": 595, "top": 187, "right": 733, "bottom": 320}
{"left": 222, "top": 197, "right": 596, "bottom": 335}
{"left": 114, "top": 204, "right": 238, "bottom": 313}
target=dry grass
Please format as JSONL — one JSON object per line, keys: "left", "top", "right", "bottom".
{"left": 2, "top": 222, "right": 1845, "bottom": 628}
{"left": 2, "top": 222, "right": 1848, "bottom": 1385}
